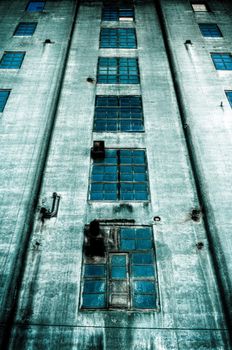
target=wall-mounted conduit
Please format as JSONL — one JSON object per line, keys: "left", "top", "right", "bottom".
{"left": 154, "top": 0, "right": 232, "bottom": 342}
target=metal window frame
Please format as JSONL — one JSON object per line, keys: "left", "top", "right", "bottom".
{"left": 97, "top": 57, "right": 140, "bottom": 84}
{"left": 89, "top": 148, "right": 150, "bottom": 202}
{"left": 14, "top": 22, "right": 37, "bottom": 36}
{"left": 80, "top": 224, "right": 159, "bottom": 311}
{"left": 102, "top": 6, "right": 134, "bottom": 22}
{"left": 26, "top": 1, "right": 45, "bottom": 12}
{"left": 199, "top": 23, "right": 222, "bottom": 37}
{"left": 211, "top": 52, "right": 232, "bottom": 70}
{"left": 100, "top": 28, "right": 137, "bottom": 49}
{"left": 225, "top": 91, "right": 232, "bottom": 107}
{"left": 0, "top": 89, "right": 11, "bottom": 112}
{"left": 0, "top": 51, "right": 26, "bottom": 69}
{"left": 93, "top": 95, "right": 144, "bottom": 132}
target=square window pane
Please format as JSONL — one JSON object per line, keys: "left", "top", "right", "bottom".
{"left": 133, "top": 280, "right": 156, "bottom": 294}
{"left": 82, "top": 293, "right": 106, "bottom": 308}
{"left": 0, "top": 90, "right": 10, "bottom": 112}
{"left": 132, "top": 265, "right": 154, "bottom": 277}
{"left": 27, "top": 1, "right": 45, "bottom": 12}
{"left": 111, "top": 266, "right": 127, "bottom": 279}
{"left": 133, "top": 294, "right": 156, "bottom": 309}
{"left": 120, "top": 239, "right": 136, "bottom": 250}
{"left": 83, "top": 280, "right": 106, "bottom": 293}
{"left": 84, "top": 264, "right": 106, "bottom": 277}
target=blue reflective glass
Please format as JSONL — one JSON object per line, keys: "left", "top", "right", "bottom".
{"left": 97, "top": 58, "right": 139, "bottom": 84}
{"left": 82, "top": 293, "right": 106, "bottom": 308}
{"left": 133, "top": 280, "right": 156, "bottom": 293}
{"left": 89, "top": 149, "right": 148, "bottom": 201}
{"left": 120, "top": 228, "right": 135, "bottom": 239}
{"left": 111, "top": 255, "right": 126, "bottom": 265}
{"left": 132, "top": 265, "right": 154, "bottom": 277}
{"left": 14, "top": 22, "right": 37, "bottom": 36}
{"left": 83, "top": 280, "right": 106, "bottom": 293}
{"left": 120, "top": 239, "right": 136, "bottom": 250}
{"left": 111, "top": 266, "right": 127, "bottom": 279}
{"left": 0, "top": 52, "right": 25, "bottom": 69}
{"left": 226, "top": 91, "right": 232, "bottom": 107}
{"left": 27, "top": 1, "right": 45, "bottom": 12}
{"left": 84, "top": 265, "right": 106, "bottom": 277}
{"left": 102, "top": 6, "right": 134, "bottom": 21}
{"left": 100, "top": 28, "right": 136, "bottom": 49}
{"left": 136, "top": 239, "right": 152, "bottom": 250}
{"left": 132, "top": 252, "right": 153, "bottom": 264}
{"left": 0, "top": 90, "right": 10, "bottom": 112}
{"left": 211, "top": 53, "right": 232, "bottom": 70}
{"left": 199, "top": 24, "right": 222, "bottom": 37}
{"left": 136, "top": 228, "right": 151, "bottom": 239}
{"left": 133, "top": 294, "right": 156, "bottom": 309}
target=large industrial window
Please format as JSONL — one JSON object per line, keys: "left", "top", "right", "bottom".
{"left": 94, "top": 96, "right": 144, "bottom": 132}
{"left": 97, "top": 57, "right": 140, "bottom": 84}
{"left": 191, "top": 3, "right": 209, "bottom": 12}
{"left": 14, "top": 22, "right": 37, "bottom": 36}
{"left": 26, "top": 1, "right": 45, "bottom": 12}
{"left": 225, "top": 91, "right": 232, "bottom": 107}
{"left": 211, "top": 53, "right": 232, "bottom": 70}
{"left": 102, "top": 6, "right": 134, "bottom": 21}
{"left": 100, "top": 28, "right": 137, "bottom": 49}
{"left": 0, "top": 90, "right": 10, "bottom": 112}
{"left": 89, "top": 149, "right": 149, "bottom": 201}
{"left": 80, "top": 223, "right": 158, "bottom": 310}
{"left": 0, "top": 52, "right": 25, "bottom": 69}
{"left": 199, "top": 24, "right": 222, "bottom": 37}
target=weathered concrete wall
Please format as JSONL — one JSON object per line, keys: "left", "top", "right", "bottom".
{"left": 159, "top": 0, "right": 232, "bottom": 323}
{"left": 0, "top": 0, "right": 231, "bottom": 349}
{"left": 1, "top": 0, "right": 230, "bottom": 349}
{"left": 0, "top": 0, "right": 76, "bottom": 327}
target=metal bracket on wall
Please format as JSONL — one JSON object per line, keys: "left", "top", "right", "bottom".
{"left": 40, "top": 192, "right": 61, "bottom": 220}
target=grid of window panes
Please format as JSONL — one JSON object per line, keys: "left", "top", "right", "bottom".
{"left": 14, "top": 22, "right": 37, "bottom": 36}
{"left": 102, "top": 6, "right": 134, "bottom": 21}
{"left": 0, "top": 90, "right": 10, "bottom": 112}
{"left": 211, "top": 53, "right": 232, "bottom": 70}
{"left": 199, "top": 24, "right": 222, "bottom": 37}
{"left": 97, "top": 57, "right": 140, "bottom": 84}
{"left": 225, "top": 91, "right": 232, "bottom": 107}
{"left": 94, "top": 96, "right": 144, "bottom": 132}
{"left": 191, "top": 3, "right": 208, "bottom": 12}
{"left": 81, "top": 226, "right": 157, "bottom": 310}
{"left": 0, "top": 52, "right": 25, "bottom": 69}
{"left": 100, "top": 28, "right": 137, "bottom": 49}
{"left": 89, "top": 149, "right": 149, "bottom": 201}
{"left": 27, "top": 1, "right": 45, "bottom": 12}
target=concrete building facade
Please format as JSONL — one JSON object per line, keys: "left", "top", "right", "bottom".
{"left": 0, "top": 0, "right": 232, "bottom": 349}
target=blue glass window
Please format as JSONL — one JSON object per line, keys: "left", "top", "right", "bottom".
{"left": 102, "top": 6, "right": 134, "bottom": 21}
{"left": 120, "top": 228, "right": 152, "bottom": 251}
{"left": 211, "top": 53, "right": 232, "bottom": 70}
{"left": 226, "top": 91, "right": 232, "bottom": 107}
{"left": 100, "top": 28, "right": 137, "bottom": 49}
{"left": 0, "top": 52, "right": 25, "bottom": 69}
{"left": 89, "top": 149, "right": 149, "bottom": 201}
{"left": 27, "top": 1, "right": 45, "bottom": 12}
{"left": 14, "top": 22, "right": 37, "bottom": 36}
{"left": 97, "top": 57, "right": 140, "bottom": 84}
{"left": 199, "top": 24, "right": 222, "bottom": 37}
{"left": 94, "top": 96, "right": 144, "bottom": 132}
{"left": 0, "top": 90, "right": 10, "bottom": 112}
{"left": 81, "top": 225, "right": 158, "bottom": 310}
